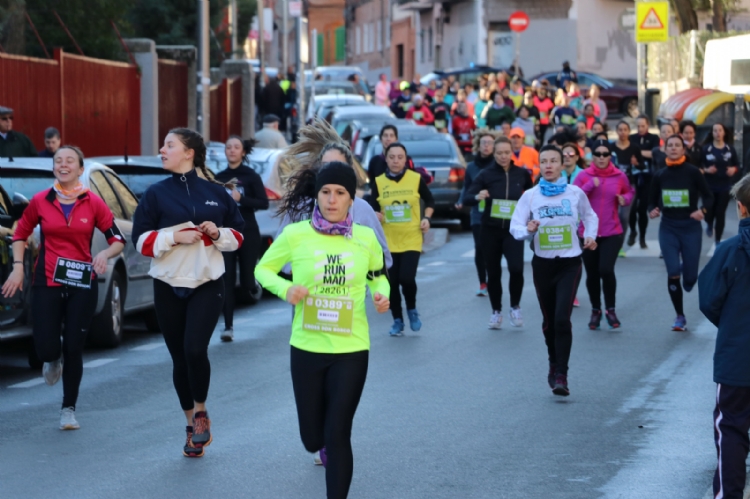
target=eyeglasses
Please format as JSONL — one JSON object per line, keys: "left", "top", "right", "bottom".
{"left": 563, "top": 151, "right": 578, "bottom": 157}
{"left": 592, "top": 151, "right": 611, "bottom": 158}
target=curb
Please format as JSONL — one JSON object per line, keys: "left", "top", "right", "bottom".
{"left": 423, "top": 228, "right": 449, "bottom": 253}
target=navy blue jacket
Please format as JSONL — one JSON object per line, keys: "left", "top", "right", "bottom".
{"left": 699, "top": 218, "right": 750, "bottom": 386}
{"left": 132, "top": 168, "right": 245, "bottom": 249}
{"left": 460, "top": 154, "right": 494, "bottom": 226}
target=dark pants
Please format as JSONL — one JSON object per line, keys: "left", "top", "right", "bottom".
{"left": 618, "top": 203, "right": 632, "bottom": 250}
{"left": 582, "top": 234, "right": 623, "bottom": 310}
{"left": 659, "top": 217, "right": 702, "bottom": 291}
{"left": 154, "top": 278, "right": 224, "bottom": 411}
{"left": 389, "top": 251, "right": 420, "bottom": 320}
{"left": 532, "top": 256, "right": 582, "bottom": 376}
{"left": 291, "top": 346, "right": 368, "bottom": 499}
{"left": 713, "top": 383, "right": 750, "bottom": 499}
{"left": 32, "top": 282, "right": 98, "bottom": 409}
{"left": 481, "top": 225, "right": 524, "bottom": 312}
{"left": 471, "top": 224, "right": 487, "bottom": 285}
{"left": 629, "top": 176, "right": 651, "bottom": 240}
{"left": 706, "top": 190, "right": 732, "bottom": 243}
{"left": 222, "top": 226, "right": 261, "bottom": 328}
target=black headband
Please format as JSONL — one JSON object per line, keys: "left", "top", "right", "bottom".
{"left": 315, "top": 162, "right": 357, "bottom": 199}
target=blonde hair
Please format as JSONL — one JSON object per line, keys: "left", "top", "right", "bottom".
{"left": 554, "top": 88, "right": 567, "bottom": 107}
{"left": 471, "top": 128, "right": 502, "bottom": 154}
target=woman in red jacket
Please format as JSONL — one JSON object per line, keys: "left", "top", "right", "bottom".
{"left": 405, "top": 94, "right": 435, "bottom": 126}
{"left": 452, "top": 102, "right": 476, "bottom": 155}
{"left": 2, "top": 146, "right": 125, "bottom": 430}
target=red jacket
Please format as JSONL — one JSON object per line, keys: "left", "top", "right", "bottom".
{"left": 452, "top": 114, "right": 476, "bottom": 151}
{"left": 13, "top": 189, "right": 125, "bottom": 287}
{"left": 406, "top": 104, "right": 435, "bottom": 126}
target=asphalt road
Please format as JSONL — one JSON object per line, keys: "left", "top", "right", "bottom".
{"left": 0, "top": 214, "right": 738, "bottom": 499}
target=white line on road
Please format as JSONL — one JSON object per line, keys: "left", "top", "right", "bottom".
{"left": 461, "top": 249, "right": 475, "bottom": 258}
{"left": 427, "top": 261, "right": 446, "bottom": 266}
{"left": 83, "top": 358, "right": 118, "bottom": 369}
{"left": 417, "top": 267, "right": 425, "bottom": 271}
{"left": 130, "top": 343, "right": 164, "bottom": 351}
{"left": 261, "top": 308, "right": 289, "bottom": 314}
{"left": 8, "top": 378, "right": 45, "bottom": 389}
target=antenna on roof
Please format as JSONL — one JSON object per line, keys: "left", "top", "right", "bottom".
{"left": 124, "top": 119, "right": 129, "bottom": 163}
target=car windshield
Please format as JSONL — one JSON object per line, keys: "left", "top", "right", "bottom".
{"left": 1, "top": 170, "right": 55, "bottom": 200}
{"left": 371, "top": 140, "right": 453, "bottom": 159}
{"left": 108, "top": 167, "right": 170, "bottom": 197}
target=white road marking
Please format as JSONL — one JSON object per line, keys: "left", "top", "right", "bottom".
{"left": 417, "top": 267, "right": 425, "bottom": 271}
{"left": 427, "top": 261, "right": 446, "bottom": 266}
{"left": 130, "top": 343, "right": 164, "bottom": 351}
{"left": 621, "top": 240, "right": 662, "bottom": 257}
{"left": 83, "top": 358, "right": 118, "bottom": 369}
{"left": 261, "top": 308, "right": 289, "bottom": 314}
{"left": 9, "top": 378, "right": 45, "bottom": 389}
{"left": 461, "top": 249, "right": 475, "bottom": 258}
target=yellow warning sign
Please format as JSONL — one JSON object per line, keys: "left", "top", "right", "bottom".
{"left": 636, "top": 1, "right": 669, "bottom": 43}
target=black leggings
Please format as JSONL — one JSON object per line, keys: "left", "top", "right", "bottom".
{"left": 582, "top": 234, "right": 623, "bottom": 310}
{"left": 471, "top": 224, "right": 487, "bottom": 285}
{"left": 291, "top": 346, "right": 368, "bottom": 499}
{"left": 532, "top": 256, "right": 582, "bottom": 376}
{"left": 481, "top": 225, "right": 524, "bottom": 312}
{"left": 154, "top": 278, "right": 224, "bottom": 411}
{"left": 33, "top": 282, "right": 98, "bottom": 409}
{"left": 389, "top": 251, "right": 420, "bottom": 320}
{"left": 705, "top": 190, "right": 732, "bottom": 242}
{"left": 629, "top": 177, "right": 651, "bottom": 239}
{"left": 222, "top": 227, "right": 261, "bottom": 328}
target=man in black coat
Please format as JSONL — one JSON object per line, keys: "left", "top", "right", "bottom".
{"left": 0, "top": 106, "right": 38, "bottom": 159}
{"left": 261, "top": 75, "right": 287, "bottom": 132}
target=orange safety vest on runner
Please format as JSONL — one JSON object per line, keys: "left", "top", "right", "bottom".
{"left": 512, "top": 146, "right": 540, "bottom": 181}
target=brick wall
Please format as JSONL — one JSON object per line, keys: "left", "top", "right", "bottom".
{"left": 346, "top": 0, "right": 390, "bottom": 73}
{"left": 391, "top": 17, "right": 415, "bottom": 80}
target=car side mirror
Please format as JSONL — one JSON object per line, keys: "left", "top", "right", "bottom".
{"left": 11, "top": 192, "right": 29, "bottom": 221}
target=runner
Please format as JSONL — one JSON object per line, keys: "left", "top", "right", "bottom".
{"left": 648, "top": 135, "right": 713, "bottom": 331}
{"left": 255, "top": 162, "right": 389, "bottom": 499}
{"left": 452, "top": 102, "right": 476, "bottom": 157}
{"left": 680, "top": 120, "right": 701, "bottom": 166}
{"left": 458, "top": 129, "right": 500, "bottom": 296}
{"left": 629, "top": 115, "right": 660, "bottom": 249}
{"left": 214, "top": 136, "right": 269, "bottom": 341}
{"left": 369, "top": 142, "right": 435, "bottom": 336}
{"left": 573, "top": 140, "right": 634, "bottom": 330}
{"left": 509, "top": 128, "right": 540, "bottom": 180}
{"left": 650, "top": 123, "right": 675, "bottom": 172}
{"left": 1, "top": 145, "right": 125, "bottom": 429}
{"left": 510, "top": 145, "right": 599, "bottom": 396}
{"left": 701, "top": 122, "right": 739, "bottom": 244}
{"left": 533, "top": 86, "right": 555, "bottom": 142}
{"left": 132, "top": 128, "right": 245, "bottom": 457}
{"left": 611, "top": 120, "right": 641, "bottom": 254}
{"left": 464, "top": 136, "right": 533, "bottom": 329}
{"left": 561, "top": 142, "right": 585, "bottom": 184}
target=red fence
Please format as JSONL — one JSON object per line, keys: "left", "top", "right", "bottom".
{"left": 158, "top": 59, "right": 188, "bottom": 143}
{"left": 209, "top": 77, "right": 242, "bottom": 143}
{"left": 0, "top": 48, "right": 140, "bottom": 157}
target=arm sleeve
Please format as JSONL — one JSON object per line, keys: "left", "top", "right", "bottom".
{"left": 422, "top": 106, "right": 435, "bottom": 124}
{"left": 578, "top": 189, "right": 599, "bottom": 240}
{"left": 366, "top": 231, "right": 390, "bottom": 298}
{"left": 239, "top": 171, "right": 270, "bottom": 211}
{"left": 573, "top": 172, "right": 595, "bottom": 194}
{"left": 647, "top": 172, "right": 661, "bottom": 213}
{"left": 354, "top": 198, "right": 392, "bottom": 269}
{"left": 131, "top": 189, "right": 178, "bottom": 258}
{"left": 212, "top": 191, "right": 246, "bottom": 252}
{"left": 418, "top": 177, "right": 435, "bottom": 210}
{"left": 698, "top": 245, "right": 731, "bottom": 326}
{"left": 730, "top": 146, "right": 740, "bottom": 167}
{"left": 696, "top": 167, "right": 714, "bottom": 209}
{"left": 92, "top": 195, "right": 126, "bottom": 246}
{"left": 523, "top": 169, "right": 534, "bottom": 190}
{"left": 509, "top": 191, "right": 534, "bottom": 241}
{"left": 255, "top": 229, "right": 295, "bottom": 301}
{"left": 369, "top": 178, "right": 381, "bottom": 212}
{"left": 620, "top": 175, "right": 635, "bottom": 206}
{"left": 11, "top": 195, "right": 40, "bottom": 243}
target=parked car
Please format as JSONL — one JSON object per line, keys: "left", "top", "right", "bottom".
{"left": 312, "top": 66, "right": 372, "bottom": 100}
{"left": 421, "top": 66, "right": 527, "bottom": 87}
{"left": 329, "top": 105, "right": 395, "bottom": 135}
{"left": 303, "top": 81, "right": 361, "bottom": 111}
{"left": 0, "top": 158, "right": 157, "bottom": 356}
{"left": 307, "top": 94, "right": 366, "bottom": 123}
{"left": 362, "top": 132, "right": 470, "bottom": 227}
{"left": 530, "top": 70, "right": 639, "bottom": 117}
{"left": 344, "top": 119, "right": 429, "bottom": 159}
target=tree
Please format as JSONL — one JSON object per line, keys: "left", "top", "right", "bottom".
{"left": 0, "top": 0, "right": 26, "bottom": 54}
{"left": 671, "top": 0, "right": 699, "bottom": 33}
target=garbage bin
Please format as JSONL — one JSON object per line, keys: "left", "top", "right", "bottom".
{"left": 645, "top": 88, "right": 661, "bottom": 124}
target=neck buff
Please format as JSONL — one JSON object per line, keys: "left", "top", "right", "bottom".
{"left": 589, "top": 162, "right": 619, "bottom": 177}
{"left": 311, "top": 204, "right": 353, "bottom": 238}
{"left": 539, "top": 176, "right": 568, "bottom": 196}
{"left": 665, "top": 156, "right": 686, "bottom": 167}
{"left": 53, "top": 181, "right": 89, "bottom": 201}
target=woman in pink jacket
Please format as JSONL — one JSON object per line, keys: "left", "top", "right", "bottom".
{"left": 573, "top": 139, "right": 634, "bottom": 330}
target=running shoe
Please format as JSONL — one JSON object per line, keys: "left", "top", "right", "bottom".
{"left": 573, "top": 297, "right": 580, "bottom": 308}
{"left": 618, "top": 249, "right": 627, "bottom": 258}
{"left": 547, "top": 365, "right": 556, "bottom": 389}
{"left": 389, "top": 319, "right": 405, "bottom": 337}
{"left": 627, "top": 232, "right": 637, "bottom": 247}
{"left": 588, "top": 309, "right": 602, "bottom": 330}
{"left": 220, "top": 327, "right": 234, "bottom": 342}
{"left": 553, "top": 374, "right": 570, "bottom": 396}
{"left": 43, "top": 357, "right": 63, "bottom": 386}
{"left": 313, "top": 451, "right": 322, "bottom": 465}
{"left": 488, "top": 311, "right": 503, "bottom": 330}
{"left": 192, "top": 411, "right": 212, "bottom": 447}
{"left": 319, "top": 447, "right": 328, "bottom": 468}
{"left": 183, "top": 426, "right": 204, "bottom": 458}
{"left": 509, "top": 307, "right": 523, "bottom": 327}
{"left": 706, "top": 225, "right": 714, "bottom": 238}
{"left": 639, "top": 237, "right": 648, "bottom": 249}
{"left": 59, "top": 407, "right": 80, "bottom": 430}
{"left": 605, "top": 308, "right": 621, "bottom": 329}
{"left": 672, "top": 315, "right": 687, "bottom": 332}
{"left": 477, "top": 283, "right": 488, "bottom": 297}
{"left": 407, "top": 309, "right": 422, "bottom": 331}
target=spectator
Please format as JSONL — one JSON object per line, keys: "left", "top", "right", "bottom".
{"left": 375, "top": 74, "right": 390, "bottom": 107}
{"left": 405, "top": 95, "right": 435, "bottom": 126}
{"left": 0, "top": 106, "right": 37, "bottom": 158}
{"left": 261, "top": 75, "right": 287, "bottom": 131}
{"left": 431, "top": 91, "right": 451, "bottom": 132}
{"left": 38, "top": 127, "right": 61, "bottom": 158}
{"left": 391, "top": 86, "right": 413, "bottom": 119}
{"left": 452, "top": 102, "right": 476, "bottom": 154}
{"left": 474, "top": 88, "right": 490, "bottom": 129}
{"left": 584, "top": 84, "right": 608, "bottom": 122}
{"left": 556, "top": 61, "right": 578, "bottom": 90}
{"left": 483, "top": 91, "right": 515, "bottom": 131}
{"left": 509, "top": 127, "right": 540, "bottom": 180}
{"left": 254, "top": 114, "right": 289, "bottom": 149}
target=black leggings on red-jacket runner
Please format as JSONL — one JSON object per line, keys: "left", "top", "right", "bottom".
{"left": 33, "top": 281, "right": 99, "bottom": 409}
{"left": 153, "top": 278, "right": 224, "bottom": 411}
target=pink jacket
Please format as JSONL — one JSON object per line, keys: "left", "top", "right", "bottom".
{"left": 375, "top": 81, "right": 391, "bottom": 107}
{"left": 573, "top": 164, "right": 634, "bottom": 238}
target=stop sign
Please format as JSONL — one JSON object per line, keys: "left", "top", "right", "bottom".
{"left": 509, "top": 11, "right": 530, "bottom": 32}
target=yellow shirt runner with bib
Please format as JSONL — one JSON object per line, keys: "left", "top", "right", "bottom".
{"left": 375, "top": 169, "right": 423, "bottom": 253}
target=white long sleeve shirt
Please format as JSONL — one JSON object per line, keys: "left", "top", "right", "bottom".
{"left": 509, "top": 184, "right": 599, "bottom": 259}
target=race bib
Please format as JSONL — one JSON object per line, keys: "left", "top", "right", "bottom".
{"left": 490, "top": 199, "right": 517, "bottom": 220}
{"left": 662, "top": 189, "right": 689, "bottom": 208}
{"left": 413, "top": 112, "right": 423, "bottom": 121}
{"left": 384, "top": 204, "right": 412, "bottom": 223}
{"left": 561, "top": 115, "right": 576, "bottom": 125}
{"left": 459, "top": 133, "right": 470, "bottom": 141}
{"left": 302, "top": 295, "right": 354, "bottom": 335}
{"left": 538, "top": 225, "right": 573, "bottom": 250}
{"left": 53, "top": 257, "right": 93, "bottom": 289}
{"left": 435, "top": 119, "right": 446, "bottom": 129}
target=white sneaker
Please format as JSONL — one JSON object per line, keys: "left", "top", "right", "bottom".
{"left": 488, "top": 311, "right": 503, "bottom": 330}
{"left": 313, "top": 451, "right": 323, "bottom": 465}
{"left": 220, "top": 327, "right": 234, "bottom": 342}
{"left": 60, "top": 407, "right": 80, "bottom": 430}
{"left": 510, "top": 307, "right": 524, "bottom": 327}
{"left": 43, "top": 358, "right": 63, "bottom": 386}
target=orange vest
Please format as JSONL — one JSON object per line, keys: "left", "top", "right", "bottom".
{"left": 513, "top": 146, "right": 540, "bottom": 180}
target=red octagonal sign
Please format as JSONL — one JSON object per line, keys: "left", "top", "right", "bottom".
{"left": 509, "top": 11, "right": 530, "bottom": 32}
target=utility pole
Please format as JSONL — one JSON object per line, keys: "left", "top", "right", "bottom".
{"left": 230, "top": 0, "right": 238, "bottom": 58}
{"left": 637, "top": 43, "right": 646, "bottom": 116}
{"left": 258, "top": 0, "right": 265, "bottom": 88}
{"left": 197, "top": 0, "right": 211, "bottom": 140}
{"left": 282, "top": 0, "right": 288, "bottom": 76}
{"left": 296, "top": 16, "right": 305, "bottom": 135}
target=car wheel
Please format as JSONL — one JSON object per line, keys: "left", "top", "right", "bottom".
{"left": 89, "top": 271, "right": 124, "bottom": 348}
{"left": 144, "top": 309, "right": 161, "bottom": 332}
{"left": 623, "top": 98, "right": 639, "bottom": 118}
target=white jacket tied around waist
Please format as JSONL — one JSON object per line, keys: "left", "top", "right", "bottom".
{"left": 509, "top": 184, "right": 598, "bottom": 259}
{"left": 136, "top": 222, "right": 243, "bottom": 288}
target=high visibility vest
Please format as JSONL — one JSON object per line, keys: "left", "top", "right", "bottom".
{"left": 376, "top": 170, "right": 423, "bottom": 253}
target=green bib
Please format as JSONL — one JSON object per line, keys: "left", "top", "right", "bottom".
{"left": 490, "top": 199, "right": 517, "bottom": 220}
{"left": 302, "top": 295, "right": 354, "bottom": 335}
{"left": 384, "top": 204, "right": 413, "bottom": 223}
{"left": 662, "top": 189, "right": 689, "bottom": 208}
{"left": 538, "top": 225, "right": 574, "bottom": 250}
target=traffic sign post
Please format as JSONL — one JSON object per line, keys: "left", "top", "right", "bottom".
{"left": 508, "top": 11, "right": 529, "bottom": 78}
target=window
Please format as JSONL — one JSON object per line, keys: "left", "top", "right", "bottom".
{"left": 428, "top": 27, "right": 433, "bottom": 61}
{"left": 89, "top": 171, "right": 125, "bottom": 220}
{"left": 397, "top": 44, "right": 404, "bottom": 78}
{"left": 335, "top": 26, "right": 346, "bottom": 62}
{"left": 356, "top": 26, "right": 361, "bottom": 55}
{"left": 317, "top": 33, "right": 324, "bottom": 65}
{"left": 731, "top": 59, "right": 750, "bottom": 85}
{"left": 420, "top": 29, "right": 425, "bottom": 63}
{"left": 386, "top": 19, "right": 390, "bottom": 48}
{"left": 377, "top": 20, "right": 382, "bottom": 51}
{"left": 104, "top": 172, "right": 139, "bottom": 219}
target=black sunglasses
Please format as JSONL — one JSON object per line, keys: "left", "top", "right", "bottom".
{"left": 592, "top": 151, "right": 611, "bottom": 158}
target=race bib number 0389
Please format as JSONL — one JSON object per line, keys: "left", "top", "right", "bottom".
{"left": 53, "top": 257, "right": 93, "bottom": 289}
{"left": 302, "top": 296, "right": 354, "bottom": 335}
{"left": 490, "top": 199, "right": 517, "bottom": 220}
{"left": 538, "top": 225, "right": 574, "bottom": 250}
